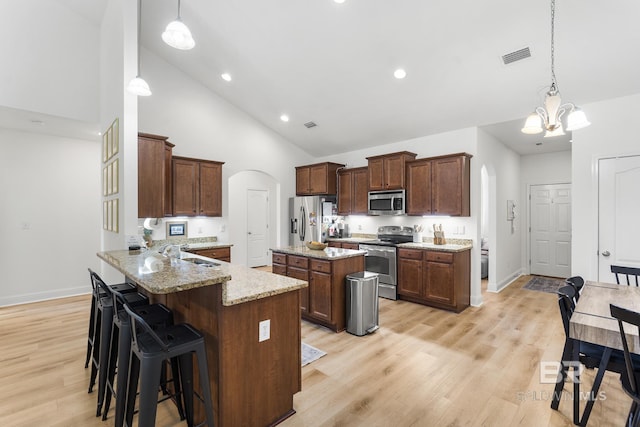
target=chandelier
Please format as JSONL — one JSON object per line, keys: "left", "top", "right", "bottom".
{"left": 521, "top": 0, "right": 590, "bottom": 137}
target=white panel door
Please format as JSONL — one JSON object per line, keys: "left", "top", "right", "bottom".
{"left": 530, "top": 184, "right": 572, "bottom": 278}
{"left": 598, "top": 156, "right": 640, "bottom": 282}
{"left": 247, "top": 189, "right": 269, "bottom": 268}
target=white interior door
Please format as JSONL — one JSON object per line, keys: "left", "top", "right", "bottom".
{"left": 247, "top": 189, "right": 269, "bottom": 268}
{"left": 530, "top": 184, "right": 572, "bottom": 278}
{"left": 598, "top": 156, "right": 640, "bottom": 282}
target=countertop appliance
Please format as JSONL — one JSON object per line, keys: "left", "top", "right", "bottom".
{"left": 289, "top": 196, "right": 337, "bottom": 247}
{"left": 368, "top": 190, "right": 406, "bottom": 216}
{"left": 358, "top": 226, "right": 414, "bottom": 300}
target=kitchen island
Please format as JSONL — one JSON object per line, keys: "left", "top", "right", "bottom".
{"left": 97, "top": 249, "right": 307, "bottom": 427}
{"left": 270, "top": 246, "right": 365, "bottom": 332}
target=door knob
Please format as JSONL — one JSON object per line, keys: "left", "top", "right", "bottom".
{"left": 602, "top": 250, "right": 610, "bottom": 257}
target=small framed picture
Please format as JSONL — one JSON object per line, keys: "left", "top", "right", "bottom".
{"left": 103, "top": 201, "right": 108, "bottom": 230}
{"left": 111, "top": 118, "right": 119, "bottom": 157}
{"left": 103, "top": 166, "right": 108, "bottom": 196}
{"left": 112, "top": 159, "right": 119, "bottom": 194}
{"left": 106, "top": 127, "right": 113, "bottom": 160}
{"left": 107, "top": 162, "right": 113, "bottom": 195}
{"left": 102, "top": 132, "right": 108, "bottom": 163}
{"left": 112, "top": 198, "right": 119, "bottom": 233}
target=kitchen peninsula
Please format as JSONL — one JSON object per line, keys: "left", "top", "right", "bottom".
{"left": 97, "top": 249, "right": 307, "bottom": 427}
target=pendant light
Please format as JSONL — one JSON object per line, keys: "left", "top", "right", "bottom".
{"left": 162, "top": 0, "right": 195, "bottom": 50}
{"left": 521, "top": 0, "right": 590, "bottom": 137}
{"left": 127, "top": 0, "right": 151, "bottom": 96}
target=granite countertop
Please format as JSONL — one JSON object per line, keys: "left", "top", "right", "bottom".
{"left": 183, "top": 242, "right": 233, "bottom": 251}
{"left": 271, "top": 245, "right": 366, "bottom": 260}
{"left": 398, "top": 240, "right": 473, "bottom": 252}
{"left": 97, "top": 250, "right": 306, "bottom": 306}
{"left": 326, "top": 237, "right": 375, "bottom": 244}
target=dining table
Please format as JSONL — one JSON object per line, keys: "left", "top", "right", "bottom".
{"left": 568, "top": 281, "right": 640, "bottom": 426}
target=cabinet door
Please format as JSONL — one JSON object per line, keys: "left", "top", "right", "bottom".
{"left": 368, "top": 158, "right": 385, "bottom": 190}
{"left": 337, "top": 170, "right": 352, "bottom": 215}
{"left": 199, "top": 162, "right": 222, "bottom": 216}
{"left": 425, "top": 261, "right": 455, "bottom": 306}
{"left": 138, "top": 135, "right": 167, "bottom": 218}
{"left": 352, "top": 168, "right": 369, "bottom": 214}
{"left": 309, "top": 270, "right": 332, "bottom": 321}
{"left": 309, "top": 164, "right": 328, "bottom": 194}
{"left": 296, "top": 167, "right": 310, "bottom": 195}
{"left": 164, "top": 143, "right": 173, "bottom": 217}
{"left": 173, "top": 158, "right": 199, "bottom": 216}
{"left": 397, "top": 258, "right": 423, "bottom": 298}
{"left": 384, "top": 155, "right": 406, "bottom": 189}
{"left": 287, "top": 266, "right": 309, "bottom": 314}
{"left": 272, "top": 263, "right": 287, "bottom": 276}
{"left": 432, "top": 156, "right": 466, "bottom": 216}
{"left": 327, "top": 241, "right": 342, "bottom": 248}
{"left": 406, "top": 160, "right": 432, "bottom": 215}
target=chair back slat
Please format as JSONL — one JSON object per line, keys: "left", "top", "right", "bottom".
{"left": 610, "top": 304, "right": 640, "bottom": 395}
{"left": 611, "top": 265, "right": 640, "bottom": 287}
{"left": 557, "top": 285, "right": 577, "bottom": 337}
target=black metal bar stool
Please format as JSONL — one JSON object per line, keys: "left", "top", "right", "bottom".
{"left": 87, "top": 270, "right": 149, "bottom": 417}
{"left": 102, "top": 287, "right": 185, "bottom": 427}
{"left": 86, "top": 268, "right": 137, "bottom": 368}
{"left": 124, "top": 304, "right": 215, "bottom": 427}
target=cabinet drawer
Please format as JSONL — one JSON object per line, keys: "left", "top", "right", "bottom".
{"left": 310, "top": 259, "right": 332, "bottom": 273}
{"left": 272, "top": 264, "right": 287, "bottom": 276}
{"left": 288, "top": 255, "right": 309, "bottom": 269}
{"left": 272, "top": 253, "right": 287, "bottom": 264}
{"left": 425, "top": 251, "right": 454, "bottom": 263}
{"left": 327, "top": 241, "right": 342, "bottom": 248}
{"left": 195, "top": 247, "right": 230, "bottom": 260}
{"left": 287, "top": 266, "right": 308, "bottom": 281}
{"left": 342, "top": 243, "right": 360, "bottom": 250}
{"left": 398, "top": 248, "right": 423, "bottom": 260}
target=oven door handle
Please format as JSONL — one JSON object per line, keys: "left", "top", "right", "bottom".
{"left": 360, "top": 245, "right": 396, "bottom": 254}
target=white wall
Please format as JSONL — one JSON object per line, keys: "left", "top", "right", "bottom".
{"left": 520, "top": 150, "right": 572, "bottom": 275}
{"left": 0, "top": 129, "right": 101, "bottom": 306}
{"left": 572, "top": 93, "right": 640, "bottom": 280}
{"left": 138, "top": 49, "right": 313, "bottom": 250}
{"left": 0, "top": 0, "right": 99, "bottom": 122}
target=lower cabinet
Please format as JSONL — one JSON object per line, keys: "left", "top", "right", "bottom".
{"left": 397, "top": 248, "right": 470, "bottom": 312}
{"left": 188, "top": 247, "right": 231, "bottom": 263}
{"left": 327, "top": 241, "right": 360, "bottom": 250}
{"left": 272, "top": 252, "right": 364, "bottom": 332}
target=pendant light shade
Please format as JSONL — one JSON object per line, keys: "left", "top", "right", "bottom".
{"left": 162, "top": 0, "right": 195, "bottom": 50}
{"left": 566, "top": 107, "right": 591, "bottom": 131}
{"left": 127, "top": 0, "right": 152, "bottom": 96}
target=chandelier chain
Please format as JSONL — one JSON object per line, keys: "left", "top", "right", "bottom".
{"left": 550, "top": 0, "right": 557, "bottom": 88}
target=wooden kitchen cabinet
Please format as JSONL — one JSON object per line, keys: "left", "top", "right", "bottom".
{"left": 272, "top": 251, "right": 364, "bottom": 332}
{"left": 327, "top": 241, "right": 360, "bottom": 250}
{"left": 397, "top": 247, "right": 470, "bottom": 312}
{"left": 138, "top": 133, "right": 174, "bottom": 218}
{"left": 188, "top": 247, "right": 231, "bottom": 263}
{"left": 366, "top": 151, "right": 417, "bottom": 191}
{"left": 405, "top": 153, "right": 471, "bottom": 216}
{"left": 172, "top": 156, "right": 224, "bottom": 217}
{"left": 337, "top": 167, "right": 368, "bottom": 215}
{"left": 295, "top": 162, "right": 345, "bottom": 195}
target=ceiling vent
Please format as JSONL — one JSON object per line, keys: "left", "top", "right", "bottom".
{"left": 304, "top": 121, "right": 317, "bottom": 129}
{"left": 502, "top": 47, "right": 531, "bottom": 65}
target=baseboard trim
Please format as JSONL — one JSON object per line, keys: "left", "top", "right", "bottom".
{"left": 487, "top": 269, "right": 524, "bottom": 293}
{"left": 0, "top": 286, "right": 90, "bottom": 307}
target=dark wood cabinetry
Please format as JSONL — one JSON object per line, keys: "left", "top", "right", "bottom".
{"left": 366, "top": 151, "right": 417, "bottom": 190}
{"left": 295, "top": 162, "right": 345, "bottom": 195}
{"left": 188, "top": 247, "right": 231, "bottom": 263}
{"left": 327, "top": 241, "right": 360, "bottom": 250}
{"left": 405, "top": 153, "right": 471, "bottom": 216}
{"left": 172, "top": 156, "right": 224, "bottom": 217}
{"left": 138, "top": 133, "right": 174, "bottom": 218}
{"left": 397, "top": 248, "right": 470, "bottom": 312}
{"left": 337, "top": 167, "right": 368, "bottom": 215}
{"left": 272, "top": 251, "right": 364, "bottom": 331}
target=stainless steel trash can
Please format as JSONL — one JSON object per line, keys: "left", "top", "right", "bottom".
{"left": 345, "top": 272, "right": 379, "bottom": 336}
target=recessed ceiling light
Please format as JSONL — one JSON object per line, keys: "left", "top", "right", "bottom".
{"left": 221, "top": 73, "right": 232, "bottom": 82}
{"left": 280, "top": 114, "right": 290, "bottom": 122}
{"left": 394, "top": 69, "right": 407, "bottom": 79}
{"left": 334, "top": 0, "right": 346, "bottom": 4}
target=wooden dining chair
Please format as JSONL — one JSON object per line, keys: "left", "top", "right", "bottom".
{"left": 611, "top": 265, "right": 640, "bottom": 286}
{"left": 609, "top": 304, "right": 640, "bottom": 427}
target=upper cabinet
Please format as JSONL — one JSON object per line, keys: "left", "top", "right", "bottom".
{"left": 366, "top": 151, "right": 417, "bottom": 190}
{"left": 138, "top": 133, "right": 174, "bottom": 218}
{"left": 406, "top": 153, "right": 471, "bottom": 216}
{"left": 173, "top": 156, "right": 224, "bottom": 217}
{"left": 295, "top": 162, "right": 345, "bottom": 195}
{"left": 337, "top": 167, "right": 368, "bottom": 215}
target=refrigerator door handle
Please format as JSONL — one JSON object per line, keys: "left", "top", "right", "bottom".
{"left": 300, "top": 206, "right": 306, "bottom": 241}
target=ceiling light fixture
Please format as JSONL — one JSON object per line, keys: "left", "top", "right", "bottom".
{"left": 221, "top": 73, "right": 232, "bottom": 82}
{"left": 334, "top": 0, "right": 346, "bottom": 4}
{"left": 162, "top": 0, "right": 195, "bottom": 50}
{"left": 280, "top": 114, "right": 290, "bottom": 122}
{"left": 394, "top": 69, "right": 407, "bottom": 79}
{"left": 127, "top": 0, "right": 151, "bottom": 96}
{"left": 521, "top": 0, "right": 590, "bottom": 137}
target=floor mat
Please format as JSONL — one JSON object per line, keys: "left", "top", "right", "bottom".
{"left": 302, "top": 342, "right": 326, "bottom": 367}
{"left": 523, "top": 275, "right": 566, "bottom": 294}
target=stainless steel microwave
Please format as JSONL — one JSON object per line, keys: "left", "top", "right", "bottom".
{"left": 368, "top": 190, "right": 406, "bottom": 215}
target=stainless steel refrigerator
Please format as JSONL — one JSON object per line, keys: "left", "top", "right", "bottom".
{"left": 289, "top": 196, "right": 337, "bottom": 247}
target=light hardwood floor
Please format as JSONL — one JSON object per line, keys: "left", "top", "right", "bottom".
{"left": 0, "top": 275, "right": 631, "bottom": 426}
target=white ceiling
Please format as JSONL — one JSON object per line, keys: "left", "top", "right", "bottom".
{"left": 44, "top": 0, "right": 640, "bottom": 155}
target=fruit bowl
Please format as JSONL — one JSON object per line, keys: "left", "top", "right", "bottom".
{"left": 305, "top": 241, "right": 327, "bottom": 250}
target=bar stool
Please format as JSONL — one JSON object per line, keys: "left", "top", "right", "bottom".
{"left": 88, "top": 270, "right": 149, "bottom": 417}
{"left": 124, "top": 304, "right": 215, "bottom": 427}
{"left": 85, "top": 268, "right": 137, "bottom": 368}
{"left": 102, "top": 287, "right": 185, "bottom": 427}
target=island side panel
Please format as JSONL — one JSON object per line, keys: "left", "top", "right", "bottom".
{"left": 330, "top": 255, "right": 365, "bottom": 332}
{"left": 218, "top": 289, "right": 301, "bottom": 426}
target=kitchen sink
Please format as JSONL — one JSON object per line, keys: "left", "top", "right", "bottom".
{"left": 181, "top": 257, "right": 221, "bottom": 268}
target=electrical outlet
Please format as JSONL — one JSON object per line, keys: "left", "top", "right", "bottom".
{"left": 259, "top": 319, "right": 270, "bottom": 342}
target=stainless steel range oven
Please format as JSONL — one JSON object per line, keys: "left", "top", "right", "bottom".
{"left": 359, "top": 226, "right": 414, "bottom": 300}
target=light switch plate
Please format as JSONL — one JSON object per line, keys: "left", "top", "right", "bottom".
{"left": 259, "top": 319, "right": 270, "bottom": 342}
